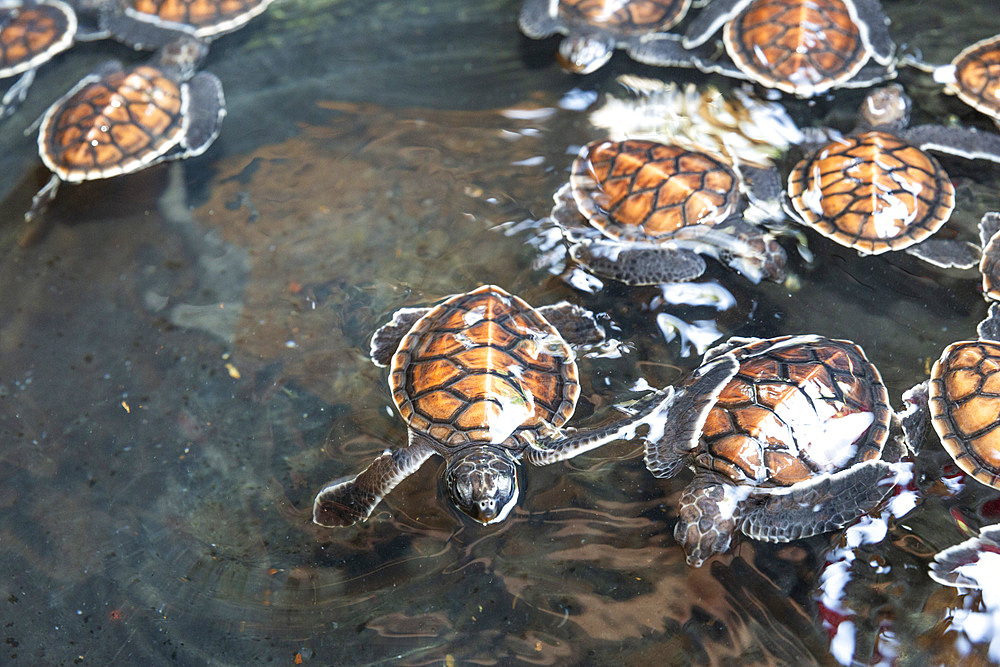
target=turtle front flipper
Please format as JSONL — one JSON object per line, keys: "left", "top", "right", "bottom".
{"left": 851, "top": 0, "right": 895, "bottom": 64}
{"left": 179, "top": 72, "right": 226, "bottom": 158}
{"left": 525, "top": 389, "right": 675, "bottom": 466}
{"left": 979, "top": 303, "right": 1000, "bottom": 341}
{"left": 904, "top": 238, "right": 980, "bottom": 269}
{"left": 645, "top": 353, "right": 740, "bottom": 479}
{"left": 536, "top": 302, "right": 605, "bottom": 347}
{"left": 626, "top": 33, "right": 694, "bottom": 69}
{"left": 517, "top": 0, "right": 560, "bottom": 39}
{"left": 369, "top": 306, "right": 431, "bottom": 367}
{"left": 570, "top": 240, "right": 707, "bottom": 286}
{"left": 740, "top": 460, "right": 899, "bottom": 542}
{"left": 902, "top": 124, "right": 1000, "bottom": 164}
{"left": 312, "top": 437, "right": 436, "bottom": 527}
{"left": 929, "top": 525, "right": 1000, "bottom": 587}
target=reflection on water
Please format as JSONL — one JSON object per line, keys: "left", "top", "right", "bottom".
{"left": 3, "top": 0, "right": 1000, "bottom": 663}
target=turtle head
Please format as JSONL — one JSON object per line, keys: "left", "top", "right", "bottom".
{"left": 674, "top": 476, "right": 745, "bottom": 567}
{"left": 155, "top": 36, "right": 210, "bottom": 81}
{"left": 857, "top": 84, "right": 911, "bottom": 132}
{"left": 557, "top": 34, "right": 614, "bottom": 74}
{"left": 444, "top": 447, "right": 519, "bottom": 525}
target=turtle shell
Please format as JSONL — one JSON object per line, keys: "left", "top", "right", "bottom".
{"left": 556, "top": 0, "right": 691, "bottom": 36}
{"left": 695, "top": 336, "right": 890, "bottom": 487}
{"left": 569, "top": 139, "right": 740, "bottom": 243}
{"left": 947, "top": 34, "right": 1000, "bottom": 124}
{"left": 929, "top": 339, "right": 1000, "bottom": 489}
{"left": 388, "top": 285, "right": 580, "bottom": 449}
{"left": 787, "top": 130, "right": 956, "bottom": 255}
{"left": 38, "top": 64, "right": 185, "bottom": 182}
{"left": 0, "top": 0, "right": 76, "bottom": 78}
{"left": 723, "top": 0, "right": 868, "bottom": 96}
{"left": 126, "top": 0, "right": 274, "bottom": 37}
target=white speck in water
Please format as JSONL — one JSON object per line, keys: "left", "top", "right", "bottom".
{"left": 558, "top": 88, "right": 599, "bottom": 111}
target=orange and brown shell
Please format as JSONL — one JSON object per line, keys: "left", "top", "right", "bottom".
{"left": 787, "top": 130, "right": 956, "bottom": 255}
{"left": 695, "top": 336, "right": 890, "bottom": 487}
{"left": 947, "top": 34, "right": 1000, "bottom": 124}
{"left": 0, "top": 0, "right": 76, "bottom": 77}
{"left": 558, "top": 0, "right": 691, "bottom": 35}
{"left": 38, "top": 64, "right": 185, "bottom": 182}
{"left": 929, "top": 340, "right": 1000, "bottom": 490}
{"left": 126, "top": 0, "right": 273, "bottom": 37}
{"left": 388, "top": 285, "right": 579, "bottom": 450}
{"left": 569, "top": 139, "right": 740, "bottom": 243}
{"left": 723, "top": 0, "right": 869, "bottom": 95}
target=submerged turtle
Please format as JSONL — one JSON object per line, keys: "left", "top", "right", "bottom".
{"left": 25, "top": 35, "right": 225, "bottom": 221}
{"left": 549, "top": 138, "right": 787, "bottom": 286}
{"left": 917, "top": 303, "right": 1000, "bottom": 492}
{"left": 644, "top": 334, "right": 904, "bottom": 567}
{"left": 1, "top": 0, "right": 84, "bottom": 118}
{"left": 313, "top": 285, "right": 672, "bottom": 527}
{"left": 518, "top": 0, "right": 692, "bottom": 74}
{"left": 934, "top": 34, "right": 1000, "bottom": 129}
{"left": 628, "top": 0, "right": 895, "bottom": 97}
{"left": 786, "top": 84, "right": 1000, "bottom": 268}
{"left": 98, "top": 0, "right": 275, "bottom": 49}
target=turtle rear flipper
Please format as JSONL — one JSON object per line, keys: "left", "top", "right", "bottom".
{"left": 570, "top": 241, "right": 706, "bottom": 286}
{"left": 536, "top": 302, "right": 605, "bottom": 347}
{"left": 740, "top": 460, "right": 898, "bottom": 542}
{"left": 517, "top": 0, "right": 560, "bottom": 38}
{"left": 100, "top": 2, "right": 197, "bottom": 50}
{"left": 179, "top": 72, "right": 225, "bottom": 158}
{"left": 313, "top": 438, "right": 435, "bottom": 527}
{"left": 645, "top": 353, "right": 739, "bottom": 479}
{"left": 904, "top": 238, "right": 980, "bottom": 269}
{"left": 369, "top": 306, "right": 431, "bottom": 367}
{"left": 525, "top": 388, "right": 675, "bottom": 466}
{"left": 898, "top": 381, "right": 930, "bottom": 455}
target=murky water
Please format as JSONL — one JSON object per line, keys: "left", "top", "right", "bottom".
{"left": 3, "top": 0, "right": 1000, "bottom": 663}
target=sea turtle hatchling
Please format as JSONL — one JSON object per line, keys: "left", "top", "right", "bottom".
{"left": 97, "top": 0, "right": 276, "bottom": 50}
{"left": 549, "top": 138, "right": 787, "bottom": 286}
{"left": 313, "top": 285, "right": 672, "bottom": 527}
{"left": 24, "top": 35, "right": 225, "bottom": 222}
{"left": 1, "top": 0, "right": 84, "bottom": 118}
{"left": 518, "top": 0, "right": 692, "bottom": 74}
{"left": 644, "top": 334, "right": 906, "bottom": 567}
{"left": 934, "top": 33, "right": 1000, "bottom": 130}
{"left": 914, "top": 303, "right": 1000, "bottom": 492}
{"left": 786, "top": 84, "right": 1000, "bottom": 268}
{"left": 628, "top": 0, "right": 896, "bottom": 97}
